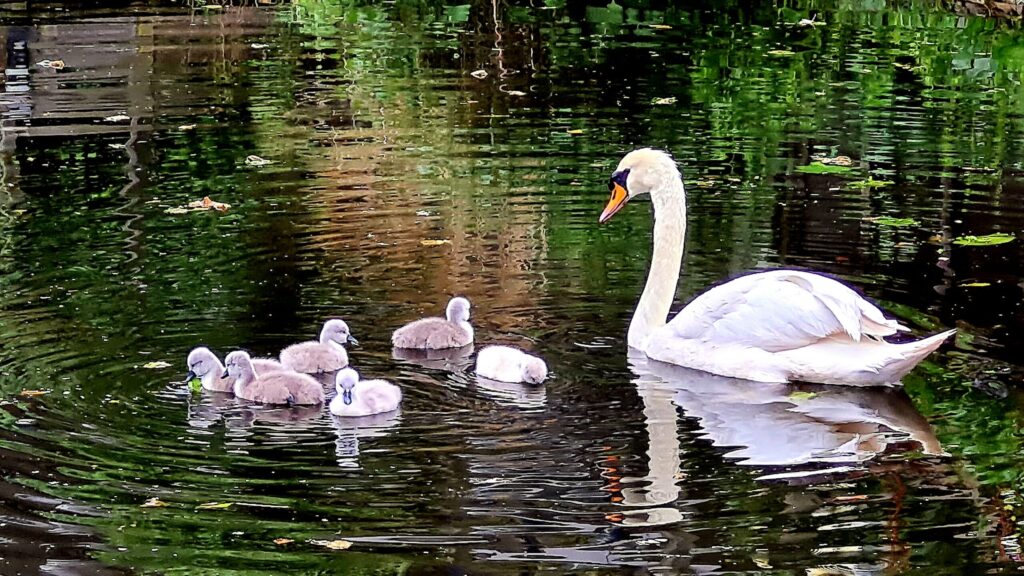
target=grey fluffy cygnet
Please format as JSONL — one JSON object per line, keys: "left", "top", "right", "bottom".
{"left": 475, "top": 345, "right": 548, "bottom": 384}
{"left": 391, "top": 297, "right": 473, "bottom": 349}
{"left": 224, "top": 351, "right": 326, "bottom": 405}
{"left": 330, "top": 368, "right": 402, "bottom": 417}
{"left": 185, "top": 347, "right": 284, "bottom": 393}
{"left": 279, "top": 319, "right": 358, "bottom": 374}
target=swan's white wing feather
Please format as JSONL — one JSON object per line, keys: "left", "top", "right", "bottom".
{"left": 664, "top": 270, "right": 903, "bottom": 352}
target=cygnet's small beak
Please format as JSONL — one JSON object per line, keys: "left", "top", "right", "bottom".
{"left": 599, "top": 182, "right": 629, "bottom": 223}
{"left": 342, "top": 390, "right": 353, "bottom": 405}
{"left": 346, "top": 335, "right": 359, "bottom": 346}
{"left": 183, "top": 370, "right": 197, "bottom": 384}
{"left": 221, "top": 369, "right": 230, "bottom": 378}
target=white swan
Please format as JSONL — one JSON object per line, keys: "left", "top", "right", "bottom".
{"left": 599, "top": 148, "right": 955, "bottom": 386}
{"left": 330, "top": 368, "right": 402, "bottom": 417}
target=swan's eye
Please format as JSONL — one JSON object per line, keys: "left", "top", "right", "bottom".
{"left": 609, "top": 169, "right": 630, "bottom": 192}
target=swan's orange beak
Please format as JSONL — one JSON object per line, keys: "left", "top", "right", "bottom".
{"left": 599, "top": 183, "right": 628, "bottom": 223}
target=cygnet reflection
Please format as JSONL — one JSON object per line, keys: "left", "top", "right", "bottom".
{"left": 332, "top": 411, "right": 402, "bottom": 467}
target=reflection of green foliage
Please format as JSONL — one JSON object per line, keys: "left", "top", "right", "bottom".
{"left": 953, "top": 233, "right": 1016, "bottom": 246}
{"left": 795, "top": 162, "right": 857, "bottom": 175}
{"left": 868, "top": 216, "right": 920, "bottom": 228}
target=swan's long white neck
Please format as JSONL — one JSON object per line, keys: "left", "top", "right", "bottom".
{"left": 628, "top": 173, "right": 686, "bottom": 349}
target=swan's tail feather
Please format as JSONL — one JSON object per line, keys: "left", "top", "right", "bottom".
{"left": 878, "top": 329, "right": 956, "bottom": 383}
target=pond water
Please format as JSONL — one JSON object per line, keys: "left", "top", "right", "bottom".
{"left": 0, "top": 0, "right": 1023, "bottom": 574}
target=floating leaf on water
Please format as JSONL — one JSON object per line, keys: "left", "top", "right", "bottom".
{"left": 250, "top": 43, "right": 270, "bottom": 49}
{"left": 420, "top": 239, "right": 451, "bottom": 246}
{"left": 36, "top": 59, "right": 66, "bottom": 70}
{"left": 197, "top": 502, "right": 233, "bottom": 510}
{"left": 960, "top": 282, "right": 992, "bottom": 288}
{"left": 141, "top": 498, "right": 169, "bottom": 508}
{"left": 506, "top": 90, "right": 527, "bottom": 96}
{"left": 652, "top": 97, "right": 677, "bottom": 105}
{"left": 566, "top": 129, "right": 585, "bottom": 135}
{"left": 142, "top": 361, "right": 172, "bottom": 369}
{"left": 864, "top": 216, "right": 918, "bottom": 228}
{"left": 795, "top": 162, "right": 855, "bottom": 175}
{"left": 830, "top": 494, "right": 869, "bottom": 503}
{"left": 649, "top": 24, "right": 672, "bottom": 29}
{"left": 164, "top": 207, "right": 190, "bottom": 215}
{"left": 820, "top": 155, "right": 853, "bottom": 166}
{"left": 103, "top": 114, "right": 131, "bottom": 123}
{"left": 19, "top": 389, "right": 50, "bottom": 398}
{"left": 273, "top": 538, "right": 294, "bottom": 545}
{"left": 244, "top": 155, "right": 274, "bottom": 167}
{"left": 186, "top": 196, "right": 230, "bottom": 211}
{"left": 187, "top": 378, "right": 202, "bottom": 392}
{"left": 848, "top": 178, "right": 893, "bottom": 188}
{"left": 767, "top": 49, "right": 795, "bottom": 56}
{"left": 311, "top": 539, "right": 353, "bottom": 550}
{"left": 469, "top": 69, "right": 488, "bottom": 79}
{"left": 178, "top": 124, "right": 197, "bottom": 131}
{"left": 953, "top": 233, "right": 1015, "bottom": 247}
{"left": 788, "top": 391, "right": 818, "bottom": 401}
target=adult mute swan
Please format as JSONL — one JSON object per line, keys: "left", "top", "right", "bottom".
{"left": 599, "top": 148, "right": 954, "bottom": 386}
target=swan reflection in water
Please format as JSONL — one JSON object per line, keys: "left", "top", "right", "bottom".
{"left": 610, "top": 351, "right": 944, "bottom": 528}
{"left": 391, "top": 344, "right": 474, "bottom": 372}
{"left": 333, "top": 411, "right": 402, "bottom": 467}
{"left": 184, "top": 390, "right": 325, "bottom": 430}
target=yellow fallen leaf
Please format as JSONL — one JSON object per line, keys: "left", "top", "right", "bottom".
{"left": 649, "top": 24, "right": 672, "bottom": 29}
{"left": 141, "top": 498, "right": 169, "bottom": 508}
{"left": 313, "top": 539, "right": 352, "bottom": 550}
{"left": 420, "top": 239, "right": 451, "bottom": 246}
{"left": 652, "top": 97, "right": 677, "bottom": 105}
{"left": 273, "top": 538, "right": 294, "bottom": 545}
{"left": 961, "top": 282, "right": 991, "bottom": 288}
{"left": 197, "top": 502, "right": 233, "bottom": 510}
{"left": 142, "top": 361, "right": 172, "bottom": 369}
{"left": 19, "top": 390, "right": 50, "bottom": 398}
{"left": 767, "top": 49, "right": 795, "bottom": 56}
{"left": 566, "top": 129, "right": 585, "bottom": 135}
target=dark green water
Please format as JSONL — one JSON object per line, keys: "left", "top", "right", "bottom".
{"left": 0, "top": 0, "right": 1023, "bottom": 574}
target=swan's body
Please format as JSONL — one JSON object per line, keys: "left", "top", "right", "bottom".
{"left": 279, "top": 319, "right": 357, "bottom": 374}
{"left": 475, "top": 345, "right": 548, "bottom": 384}
{"left": 330, "top": 368, "right": 402, "bottom": 417}
{"left": 600, "top": 148, "right": 954, "bottom": 386}
{"left": 391, "top": 297, "right": 473, "bottom": 349}
{"left": 185, "top": 347, "right": 284, "bottom": 393}
{"left": 225, "top": 351, "right": 325, "bottom": 405}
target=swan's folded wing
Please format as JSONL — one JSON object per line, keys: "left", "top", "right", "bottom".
{"left": 663, "top": 270, "right": 904, "bottom": 352}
